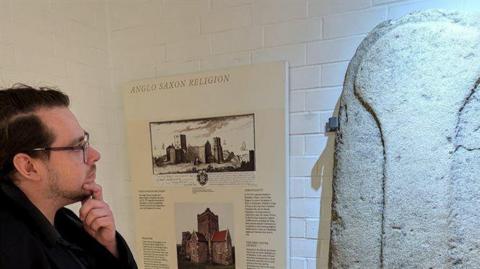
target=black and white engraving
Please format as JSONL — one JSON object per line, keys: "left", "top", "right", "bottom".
{"left": 150, "top": 114, "right": 255, "bottom": 176}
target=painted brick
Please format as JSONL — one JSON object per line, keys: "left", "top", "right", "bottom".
{"left": 290, "top": 91, "right": 306, "bottom": 113}
{"left": 67, "top": 61, "right": 105, "bottom": 87}
{"left": 111, "top": 45, "right": 165, "bottom": 71}
{"left": 211, "top": 26, "right": 263, "bottom": 54}
{"left": 305, "top": 135, "right": 328, "bottom": 155}
{"left": 290, "top": 257, "right": 306, "bottom": 269}
{"left": 111, "top": 66, "right": 154, "bottom": 91}
{"left": 11, "top": 0, "right": 50, "bottom": 30}
{"left": 264, "top": 17, "right": 322, "bottom": 47}
{"left": 201, "top": 6, "right": 252, "bottom": 33}
{"left": 290, "top": 218, "right": 306, "bottom": 237}
{"left": 69, "top": 46, "right": 109, "bottom": 68}
{"left": 321, "top": 61, "right": 349, "bottom": 87}
{"left": 305, "top": 183, "right": 321, "bottom": 198}
{"left": 156, "top": 60, "right": 200, "bottom": 77}
{"left": 303, "top": 198, "right": 321, "bottom": 218}
{"left": 290, "top": 135, "right": 305, "bottom": 156}
{"left": 290, "top": 156, "right": 318, "bottom": 177}
{"left": 117, "top": 64, "right": 157, "bottom": 85}
{"left": 156, "top": 16, "right": 202, "bottom": 44}
{"left": 67, "top": 20, "right": 108, "bottom": 50}
{"left": 309, "top": 0, "right": 372, "bottom": 16}
{"left": 53, "top": 0, "right": 100, "bottom": 29}
{"left": 290, "top": 198, "right": 306, "bottom": 217}
{"left": 15, "top": 51, "right": 67, "bottom": 79}
{"left": 290, "top": 177, "right": 306, "bottom": 197}
{"left": 388, "top": 0, "right": 463, "bottom": 19}
{"left": 306, "top": 258, "right": 318, "bottom": 269}
{"left": 200, "top": 51, "right": 251, "bottom": 70}
{"left": 290, "top": 112, "right": 320, "bottom": 134}
{"left": 290, "top": 111, "right": 331, "bottom": 134}
{"left": 306, "top": 219, "right": 320, "bottom": 238}
{"left": 290, "top": 238, "right": 318, "bottom": 258}
{"left": 373, "top": 0, "right": 408, "bottom": 4}
{"left": 305, "top": 87, "right": 342, "bottom": 111}
{"left": 108, "top": 1, "right": 161, "bottom": 30}
{"left": 0, "top": 44, "right": 16, "bottom": 69}
{"left": 212, "top": 0, "right": 254, "bottom": 9}
{"left": 324, "top": 7, "right": 387, "bottom": 39}
{"left": 253, "top": 44, "right": 306, "bottom": 67}
{"left": 0, "top": 0, "right": 12, "bottom": 45}
{"left": 93, "top": 3, "right": 108, "bottom": 34}
{"left": 253, "top": 0, "right": 307, "bottom": 25}
{"left": 52, "top": 24, "right": 70, "bottom": 57}
{"left": 307, "top": 36, "right": 364, "bottom": 64}
{"left": 162, "top": 0, "right": 211, "bottom": 19}
{"left": 290, "top": 65, "right": 321, "bottom": 90}
{"left": 8, "top": 24, "right": 54, "bottom": 58}
{"left": 166, "top": 36, "right": 210, "bottom": 62}
{"left": 110, "top": 26, "right": 157, "bottom": 51}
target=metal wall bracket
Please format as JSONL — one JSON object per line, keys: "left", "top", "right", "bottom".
{"left": 325, "top": 117, "right": 339, "bottom": 133}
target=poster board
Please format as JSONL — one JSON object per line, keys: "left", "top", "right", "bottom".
{"left": 123, "top": 62, "right": 288, "bottom": 269}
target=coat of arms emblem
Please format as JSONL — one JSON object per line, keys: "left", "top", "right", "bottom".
{"left": 196, "top": 170, "right": 208, "bottom": 186}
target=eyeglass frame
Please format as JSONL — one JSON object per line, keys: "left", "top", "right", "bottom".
{"left": 30, "top": 132, "right": 90, "bottom": 163}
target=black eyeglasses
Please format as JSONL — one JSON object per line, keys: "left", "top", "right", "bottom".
{"left": 30, "top": 132, "right": 90, "bottom": 163}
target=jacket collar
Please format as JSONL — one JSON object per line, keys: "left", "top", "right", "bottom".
{"left": 0, "top": 179, "right": 61, "bottom": 247}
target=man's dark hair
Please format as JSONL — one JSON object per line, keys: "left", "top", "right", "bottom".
{"left": 0, "top": 84, "right": 70, "bottom": 178}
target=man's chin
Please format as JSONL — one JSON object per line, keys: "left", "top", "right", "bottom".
{"left": 65, "top": 193, "right": 91, "bottom": 204}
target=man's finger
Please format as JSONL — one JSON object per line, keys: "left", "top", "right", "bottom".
{"left": 79, "top": 199, "right": 108, "bottom": 221}
{"left": 89, "top": 216, "right": 114, "bottom": 232}
{"left": 84, "top": 208, "right": 111, "bottom": 227}
{"left": 82, "top": 183, "right": 103, "bottom": 201}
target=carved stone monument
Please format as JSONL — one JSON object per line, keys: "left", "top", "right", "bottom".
{"left": 331, "top": 10, "right": 480, "bottom": 268}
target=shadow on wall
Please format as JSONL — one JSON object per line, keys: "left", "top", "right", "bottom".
{"left": 311, "top": 98, "right": 341, "bottom": 269}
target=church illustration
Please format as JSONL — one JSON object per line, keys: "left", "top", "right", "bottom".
{"left": 177, "top": 208, "right": 235, "bottom": 267}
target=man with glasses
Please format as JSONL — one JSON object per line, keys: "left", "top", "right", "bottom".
{"left": 0, "top": 85, "right": 137, "bottom": 268}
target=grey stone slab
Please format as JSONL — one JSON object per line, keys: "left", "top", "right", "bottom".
{"left": 331, "top": 10, "right": 480, "bottom": 268}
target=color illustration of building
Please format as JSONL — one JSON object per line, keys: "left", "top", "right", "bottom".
{"left": 179, "top": 208, "right": 233, "bottom": 265}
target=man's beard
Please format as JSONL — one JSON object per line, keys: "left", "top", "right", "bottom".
{"left": 47, "top": 169, "right": 90, "bottom": 203}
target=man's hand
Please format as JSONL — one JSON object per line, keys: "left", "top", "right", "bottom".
{"left": 79, "top": 183, "right": 119, "bottom": 258}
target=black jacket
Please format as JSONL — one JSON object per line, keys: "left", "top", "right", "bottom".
{"left": 0, "top": 180, "right": 137, "bottom": 269}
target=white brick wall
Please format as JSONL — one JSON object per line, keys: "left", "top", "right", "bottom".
{"left": 305, "top": 87, "right": 342, "bottom": 111}
{"left": 290, "top": 65, "right": 322, "bottom": 90}
{"left": 308, "top": 0, "right": 371, "bottom": 16}
{"left": 290, "top": 91, "right": 306, "bottom": 112}
{"left": 0, "top": 0, "right": 137, "bottom": 248}
{"left": 321, "top": 61, "right": 349, "bottom": 87}
{"left": 202, "top": 6, "right": 252, "bottom": 33}
{"left": 323, "top": 7, "right": 387, "bottom": 38}
{"left": 211, "top": 26, "right": 263, "bottom": 54}
{"left": 1, "top": 1, "right": 476, "bottom": 268}
{"left": 291, "top": 238, "right": 318, "bottom": 258}
{"left": 264, "top": 17, "right": 323, "bottom": 47}
{"left": 252, "top": 0, "right": 307, "bottom": 25}
{"left": 307, "top": 35, "right": 364, "bottom": 64}
{"left": 253, "top": 43, "right": 307, "bottom": 67}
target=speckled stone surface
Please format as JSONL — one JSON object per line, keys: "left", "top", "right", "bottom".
{"left": 330, "top": 10, "right": 480, "bottom": 268}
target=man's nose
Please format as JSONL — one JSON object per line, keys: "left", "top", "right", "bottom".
{"left": 87, "top": 146, "right": 101, "bottom": 164}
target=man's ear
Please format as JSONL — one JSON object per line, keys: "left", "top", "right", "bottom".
{"left": 12, "top": 153, "right": 42, "bottom": 181}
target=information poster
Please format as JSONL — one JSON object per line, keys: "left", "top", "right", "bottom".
{"left": 123, "top": 62, "right": 288, "bottom": 269}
